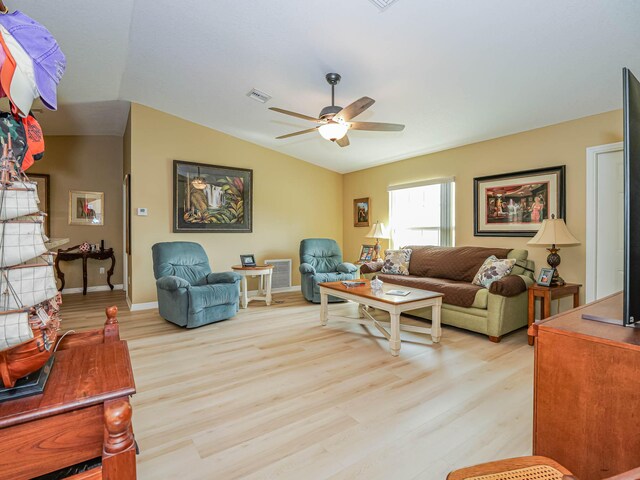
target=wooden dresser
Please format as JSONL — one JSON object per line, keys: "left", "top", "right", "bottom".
{"left": 530, "top": 293, "right": 640, "bottom": 480}
{"left": 0, "top": 307, "right": 137, "bottom": 480}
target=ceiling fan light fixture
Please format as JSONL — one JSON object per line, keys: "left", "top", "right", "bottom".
{"left": 318, "top": 122, "right": 349, "bottom": 141}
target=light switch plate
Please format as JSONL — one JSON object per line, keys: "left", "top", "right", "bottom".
{"left": 137, "top": 207, "right": 148, "bottom": 216}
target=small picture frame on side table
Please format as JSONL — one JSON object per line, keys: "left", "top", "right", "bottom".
{"left": 240, "top": 254, "right": 257, "bottom": 267}
{"left": 537, "top": 267, "right": 555, "bottom": 287}
{"left": 358, "top": 245, "right": 375, "bottom": 263}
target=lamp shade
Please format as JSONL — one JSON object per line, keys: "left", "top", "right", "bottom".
{"left": 366, "top": 221, "right": 389, "bottom": 239}
{"left": 527, "top": 217, "right": 580, "bottom": 246}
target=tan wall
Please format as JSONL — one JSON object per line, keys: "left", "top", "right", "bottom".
{"left": 343, "top": 110, "right": 622, "bottom": 304}
{"left": 29, "top": 136, "right": 124, "bottom": 290}
{"left": 129, "top": 103, "right": 343, "bottom": 305}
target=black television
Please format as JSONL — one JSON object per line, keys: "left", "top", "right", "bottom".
{"left": 623, "top": 67, "right": 640, "bottom": 326}
{"left": 584, "top": 68, "right": 640, "bottom": 327}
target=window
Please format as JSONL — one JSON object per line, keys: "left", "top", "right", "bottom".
{"left": 388, "top": 178, "right": 455, "bottom": 248}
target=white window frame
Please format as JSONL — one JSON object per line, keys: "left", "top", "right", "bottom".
{"left": 388, "top": 177, "right": 455, "bottom": 249}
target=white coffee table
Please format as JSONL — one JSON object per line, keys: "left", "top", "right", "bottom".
{"left": 231, "top": 265, "right": 274, "bottom": 308}
{"left": 319, "top": 279, "right": 443, "bottom": 356}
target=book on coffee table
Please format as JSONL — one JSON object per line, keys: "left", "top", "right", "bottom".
{"left": 386, "top": 289, "right": 411, "bottom": 296}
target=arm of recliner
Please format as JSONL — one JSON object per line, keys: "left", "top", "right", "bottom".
{"left": 299, "top": 263, "right": 316, "bottom": 274}
{"left": 156, "top": 276, "right": 191, "bottom": 291}
{"left": 337, "top": 262, "right": 358, "bottom": 274}
{"left": 206, "top": 272, "right": 242, "bottom": 284}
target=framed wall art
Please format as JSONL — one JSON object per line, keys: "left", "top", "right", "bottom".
{"left": 69, "top": 190, "right": 104, "bottom": 226}
{"left": 29, "top": 173, "right": 50, "bottom": 236}
{"left": 173, "top": 160, "right": 253, "bottom": 233}
{"left": 353, "top": 197, "right": 371, "bottom": 227}
{"left": 474, "top": 166, "right": 566, "bottom": 237}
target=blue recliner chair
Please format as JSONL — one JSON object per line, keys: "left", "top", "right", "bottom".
{"left": 152, "top": 242, "right": 242, "bottom": 328}
{"left": 299, "top": 238, "right": 358, "bottom": 303}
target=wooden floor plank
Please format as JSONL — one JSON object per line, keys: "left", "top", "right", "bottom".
{"left": 59, "top": 290, "right": 533, "bottom": 480}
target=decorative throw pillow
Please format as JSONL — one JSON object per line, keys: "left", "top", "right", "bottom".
{"left": 472, "top": 255, "right": 516, "bottom": 288}
{"left": 381, "top": 249, "right": 412, "bottom": 275}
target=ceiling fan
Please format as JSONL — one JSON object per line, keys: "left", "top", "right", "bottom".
{"left": 269, "top": 73, "right": 405, "bottom": 147}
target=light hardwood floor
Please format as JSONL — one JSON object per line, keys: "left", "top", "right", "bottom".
{"left": 61, "top": 290, "right": 534, "bottom": 480}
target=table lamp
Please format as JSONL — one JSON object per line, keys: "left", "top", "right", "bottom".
{"left": 527, "top": 215, "right": 580, "bottom": 286}
{"left": 366, "top": 221, "right": 389, "bottom": 262}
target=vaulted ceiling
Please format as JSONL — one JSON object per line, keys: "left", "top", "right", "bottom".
{"left": 18, "top": 0, "right": 640, "bottom": 173}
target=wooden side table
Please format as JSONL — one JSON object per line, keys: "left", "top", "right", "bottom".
{"left": 527, "top": 282, "right": 581, "bottom": 345}
{"left": 231, "top": 265, "right": 274, "bottom": 308}
{"left": 0, "top": 308, "right": 137, "bottom": 479}
{"left": 55, "top": 245, "right": 116, "bottom": 295}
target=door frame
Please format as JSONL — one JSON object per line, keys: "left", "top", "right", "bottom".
{"left": 585, "top": 141, "right": 623, "bottom": 302}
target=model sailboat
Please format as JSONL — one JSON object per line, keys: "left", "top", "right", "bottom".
{"left": 0, "top": 137, "right": 60, "bottom": 389}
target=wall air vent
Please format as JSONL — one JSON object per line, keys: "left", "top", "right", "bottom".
{"left": 265, "top": 259, "right": 292, "bottom": 289}
{"left": 369, "top": 0, "right": 401, "bottom": 11}
{"left": 247, "top": 88, "right": 272, "bottom": 103}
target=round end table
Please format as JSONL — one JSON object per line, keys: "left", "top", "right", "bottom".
{"left": 231, "top": 265, "right": 274, "bottom": 308}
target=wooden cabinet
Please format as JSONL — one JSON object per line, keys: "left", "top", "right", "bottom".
{"left": 530, "top": 293, "right": 640, "bottom": 480}
{"left": 0, "top": 307, "right": 137, "bottom": 479}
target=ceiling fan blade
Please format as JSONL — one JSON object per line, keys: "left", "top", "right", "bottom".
{"left": 336, "top": 135, "right": 350, "bottom": 147}
{"left": 275, "top": 127, "right": 319, "bottom": 139}
{"left": 348, "top": 121, "right": 405, "bottom": 132}
{"left": 269, "top": 107, "right": 321, "bottom": 123}
{"left": 334, "top": 97, "right": 375, "bottom": 122}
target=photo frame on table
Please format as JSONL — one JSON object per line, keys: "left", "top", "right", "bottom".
{"left": 537, "top": 267, "right": 555, "bottom": 287}
{"left": 474, "top": 166, "right": 565, "bottom": 237}
{"left": 353, "top": 197, "right": 371, "bottom": 227}
{"left": 358, "top": 245, "right": 375, "bottom": 263}
{"left": 173, "top": 160, "right": 253, "bottom": 233}
{"left": 29, "top": 173, "right": 50, "bottom": 236}
{"left": 69, "top": 190, "right": 104, "bottom": 226}
{"left": 240, "top": 254, "right": 257, "bottom": 267}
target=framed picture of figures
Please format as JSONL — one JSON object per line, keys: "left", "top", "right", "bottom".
{"left": 474, "top": 166, "right": 566, "bottom": 237}
{"left": 173, "top": 160, "right": 253, "bottom": 233}
{"left": 69, "top": 190, "right": 104, "bottom": 226}
{"left": 353, "top": 197, "right": 371, "bottom": 227}
{"left": 29, "top": 173, "right": 50, "bottom": 236}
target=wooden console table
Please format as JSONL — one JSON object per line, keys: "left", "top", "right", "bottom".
{"left": 529, "top": 293, "right": 640, "bottom": 480}
{"left": 55, "top": 245, "right": 116, "bottom": 295}
{"left": 0, "top": 307, "right": 137, "bottom": 479}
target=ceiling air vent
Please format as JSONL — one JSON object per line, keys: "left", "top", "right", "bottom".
{"left": 247, "top": 88, "right": 272, "bottom": 103}
{"left": 369, "top": 0, "right": 401, "bottom": 11}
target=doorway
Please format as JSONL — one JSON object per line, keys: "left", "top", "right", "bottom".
{"left": 585, "top": 142, "right": 624, "bottom": 302}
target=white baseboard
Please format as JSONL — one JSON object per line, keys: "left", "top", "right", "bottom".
{"left": 127, "top": 286, "right": 299, "bottom": 312}
{"left": 62, "top": 284, "right": 124, "bottom": 295}
{"left": 130, "top": 301, "right": 159, "bottom": 312}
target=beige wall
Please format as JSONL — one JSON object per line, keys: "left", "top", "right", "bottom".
{"left": 343, "top": 110, "right": 622, "bottom": 303}
{"left": 29, "top": 136, "right": 124, "bottom": 290}
{"left": 129, "top": 103, "right": 343, "bottom": 305}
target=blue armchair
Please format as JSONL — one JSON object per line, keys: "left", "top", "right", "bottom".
{"left": 299, "top": 238, "right": 358, "bottom": 303}
{"left": 152, "top": 242, "right": 242, "bottom": 328}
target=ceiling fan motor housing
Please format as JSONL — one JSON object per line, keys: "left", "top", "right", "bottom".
{"left": 319, "top": 105, "right": 342, "bottom": 119}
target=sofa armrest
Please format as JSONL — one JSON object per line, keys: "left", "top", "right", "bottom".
{"left": 337, "top": 262, "right": 358, "bottom": 274}
{"left": 299, "top": 263, "right": 316, "bottom": 274}
{"left": 157, "top": 275, "right": 191, "bottom": 291}
{"left": 489, "top": 274, "right": 528, "bottom": 297}
{"left": 359, "top": 262, "right": 383, "bottom": 275}
{"left": 206, "top": 272, "right": 242, "bottom": 284}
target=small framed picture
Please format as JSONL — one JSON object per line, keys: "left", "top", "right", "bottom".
{"left": 240, "top": 254, "right": 257, "bottom": 267}
{"left": 358, "top": 245, "right": 375, "bottom": 263}
{"left": 69, "top": 190, "right": 104, "bottom": 226}
{"left": 537, "top": 267, "right": 555, "bottom": 287}
{"left": 353, "top": 197, "right": 371, "bottom": 227}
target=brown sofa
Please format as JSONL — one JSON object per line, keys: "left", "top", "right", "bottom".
{"left": 360, "top": 246, "right": 535, "bottom": 342}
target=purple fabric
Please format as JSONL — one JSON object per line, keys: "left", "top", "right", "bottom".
{"left": 0, "top": 11, "right": 65, "bottom": 110}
